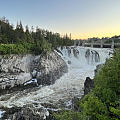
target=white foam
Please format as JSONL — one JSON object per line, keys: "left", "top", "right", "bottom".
{"left": 0, "top": 110, "right": 5, "bottom": 118}
{"left": 0, "top": 47, "right": 112, "bottom": 108}
{"left": 24, "top": 79, "right": 38, "bottom": 86}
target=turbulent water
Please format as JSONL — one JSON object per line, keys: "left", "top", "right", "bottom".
{"left": 0, "top": 47, "right": 112, "bottom": 110}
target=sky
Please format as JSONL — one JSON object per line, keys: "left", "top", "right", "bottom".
{"left": 0, "top": 0, "right": 120, "bottom": 39}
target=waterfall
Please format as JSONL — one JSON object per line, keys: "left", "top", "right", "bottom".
{"left": 0, "top": 47, "right": 113, "bottom": 110}
{"left": 58, "top": 46, "right": 111, "bottom": 68}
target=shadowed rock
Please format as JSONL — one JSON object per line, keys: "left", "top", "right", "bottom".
{"left": 85, "top": 49, "right": 100, "bottom": 63}
{"left": 73, "top": 48, "right": 79, "bottom": 58}
{"left": 84, "top": 77, "right": 94, "bottom": 95}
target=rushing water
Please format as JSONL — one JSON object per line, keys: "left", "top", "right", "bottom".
{"left": 0, "top": 47, "right": 112, "bottom": 109}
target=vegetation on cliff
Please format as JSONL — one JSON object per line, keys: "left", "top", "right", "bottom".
{"left": 0, "top": 17, "right": 74, "bottom": 55}
{"left": 54, "top": 49, "right": 120, "bottom": 120}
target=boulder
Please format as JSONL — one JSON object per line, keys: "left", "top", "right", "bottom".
{"left": 84, "top": 77, "right": 94, "bottom": 95}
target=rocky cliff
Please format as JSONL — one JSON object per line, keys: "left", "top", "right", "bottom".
{"left": 0, "top": 51, "right": 68, "bottom": 90}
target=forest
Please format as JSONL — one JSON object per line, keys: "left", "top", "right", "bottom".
{"left": 0, "top": 17, "right": 74, "bottom": 55}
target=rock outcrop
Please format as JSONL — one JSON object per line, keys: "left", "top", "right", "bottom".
{"left": 84, "top": 64, "right": 103, "bottom": 96}
{"left": 73, "top": 48, "right": 79, "bottom": 58}
{"left": 84, "top": 77, "right": 94, "bottom": 95}
{"left": 0, "top": 51, "right": 68, "bottom": 90}
{"left": 85, "top": 49, "right": 100, "bottom": 63}
{"left": 2, "top": 105, "right": 49, "bottom": 120}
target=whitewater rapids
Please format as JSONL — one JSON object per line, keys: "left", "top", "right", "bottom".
{"left": 0, "top": 47, "right": 112, "bottom": 109}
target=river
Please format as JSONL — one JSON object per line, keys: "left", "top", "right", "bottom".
{"left": 0, "top": 47, "right": 112, "bottom": 111}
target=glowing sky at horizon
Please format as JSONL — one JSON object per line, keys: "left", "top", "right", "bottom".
{"left": 1, "top": 0, "right": 120, "bottom": 39}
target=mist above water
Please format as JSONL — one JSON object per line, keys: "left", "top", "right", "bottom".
{"left": 0, "top": 47, "right": 112, "bottom": 109}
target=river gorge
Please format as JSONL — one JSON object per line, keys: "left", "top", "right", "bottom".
{"left": 0, "top": 46, "right": 113, "bottom": 119}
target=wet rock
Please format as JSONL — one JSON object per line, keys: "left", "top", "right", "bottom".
{"left": 68, "top": 61, "right": 71, "bottom": 64}
{"left": 93, "top": 50, "right": 100, "bottom": 62}
{"left": 2, "top": 103, "right": 59, "bottom": 120}
{"left": 72, "top": 97, "right": 80, "bottom": 111}
{"left": 85, "top": 49, "right": 90, "bottom": 58}
{"left": 55, "top": 48, "right": 63, "bottom": 56}
{"left": 66, "top": 47, "right": 71, "bottom": 56}
{"left": 2, "top": 106, "right": 49, "bottom": 120}
{"left": 85, "top": 49, "right": 100, "bottom": 63}
{"left": 31, "top": 68, "right": 38, "bottom": 78}
{"left": 84, "top": 77, "right": 94, "bottom": 95}
{"left": 73, "top": 48, "right": 79, "bottom": 58}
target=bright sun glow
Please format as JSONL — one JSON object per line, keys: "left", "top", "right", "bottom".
{"left": 71, "top": 32, "right": 120, "bottom": 39}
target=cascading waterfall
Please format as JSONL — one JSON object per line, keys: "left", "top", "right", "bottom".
{"left": 59, "top": 46, "right": 111, "bottom": 68}
{"left": 0, "top": 47, "right": 113, "bottom": 110}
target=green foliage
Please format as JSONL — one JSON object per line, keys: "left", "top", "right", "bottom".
{"left": 54, "top": 50, "right": 120, "bottom": 120}
{"left": 80, "top": 50, "right": 120, "bottom": 120}
{"left": 33, "top": 37, "right": 52, "bottom": 55}
{"left": 110, "top": 107, "right": 120, "bottom": 118}
{"left": 80, "top": 94, "right": 109, "bottom": 120}
{"left": 94, "top": 50, "right": 120, "bottom": 104}
{"left": 0, "top": 17, "right": 74, "bottom": 55}
{"left": 54, "top": 111, "right": 82, "bottom": 120}
{"left": 0, "top": 44, "right": 30, "bottom": 54}
{"left": 0, "top": 41, "right": 52, "bottom": 55}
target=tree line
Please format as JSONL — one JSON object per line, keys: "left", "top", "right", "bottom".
{"left": 87, "top": 36, "right": 120, "bottom": 44}
{"left": 0, "top": 17, "right": 74, "bottom": 55}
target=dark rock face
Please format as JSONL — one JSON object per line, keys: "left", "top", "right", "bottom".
{"left": 84, "top": 77, "right": 94, "bottom": 95}
{"left": 85, "top": 49, "right": 100, "bottom": 63}
{"left": 68, "top": 60, "right": 71, "bottom": 64}
{"left": 73, "top": 48, "right": 79, "bottom": 58}
{"left": 84, "top": 64, "right": 104, "bottom": 96}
